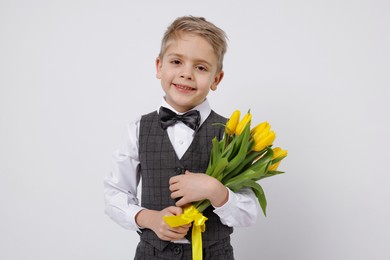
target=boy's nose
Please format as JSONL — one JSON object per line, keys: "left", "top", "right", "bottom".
{"left": 179, "top": 67, "right": 193, "bottom": 80}
{"left": 180, "top": 74, "right": 193, "bottom": 80}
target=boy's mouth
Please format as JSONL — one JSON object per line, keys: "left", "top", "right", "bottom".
{"left": 173, "top": 84, "right": 196, "bottom": 91}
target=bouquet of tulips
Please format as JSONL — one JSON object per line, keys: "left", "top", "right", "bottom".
{"left": 164, "top": 109, "right": 287, "bottom": 260}
{"left": 192, "top": 109, "right": 288, "bottom": 215}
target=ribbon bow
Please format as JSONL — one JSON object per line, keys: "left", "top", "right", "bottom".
{"left": 163, "top": 205, "right": 208, "bottom": 260}
{"left": 159, "top": 107, "right": 201, "bottom": 131}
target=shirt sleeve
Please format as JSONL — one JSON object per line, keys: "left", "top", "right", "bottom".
{"left": 104, "top": 118, "right": 144, "bottom": 232}
{"left": 213, "top": 187, "right": 260, "bottom": 227}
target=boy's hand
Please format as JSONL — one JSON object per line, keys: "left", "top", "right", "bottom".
{"left": 169, "top": 171, "right": 229, "bottom": 207}
{"left": 135, "top": 206, "right": 191, "bottom": 241}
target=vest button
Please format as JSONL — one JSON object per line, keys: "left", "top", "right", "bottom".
{"left": 175, "top": 167, "right": 184, "bottom": 174}
{"left": 173, "top": 245, "right": 182, "bottom": 255}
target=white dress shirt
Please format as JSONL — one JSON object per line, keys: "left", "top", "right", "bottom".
{"left": 104, "top": 99, "right": 259, "bottom": 233}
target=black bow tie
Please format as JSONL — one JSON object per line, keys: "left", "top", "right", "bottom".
{"left": 159, "top": 107, "right": 200, "bottom": 131}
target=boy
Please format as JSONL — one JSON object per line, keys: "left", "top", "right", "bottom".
{"left": 104, "top": 16, "right": 259, "bottom": 260}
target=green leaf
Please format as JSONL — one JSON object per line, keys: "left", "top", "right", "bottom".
{"left": 211, "top": 122, "right": 227, "bottom": 128}
{"left": 223, "top": 149, "right": 263, "bottom": 181}
{"left": 243, "top": 180, "right": 267, "bottom": 216}
{"left": 250, "top": 151, "right": 273, "bottom": 171}
{"left": 223, "top": 124, "right": 248, "bottom": 160}
{"left": 251, "top": 182, "right": 267, "bottom": 217}
{"left": 224, "top": 164, "right": 266, "bottom": 188}
{"left": 227, "top": 179, "right": 268, "bottom": 216}
{"left": 221, "top": 131, "right": 238, "bottom": 152}
{"left": 206, "top": 137, "right": 222, "bottom": 176}
{"left": 212, "top": 158, "right": 229, "bottom": 180}
{"left": 257, "top": 170, "right": 285, "bottom": 180}
{"left": 223, "top": 125, "right": 252, "bottom": 176}
{"left": 224, "top": 148, "right": 273, "bottom": 184}
{"left": 220, "top": 138, "right": 234, "bottom": 160}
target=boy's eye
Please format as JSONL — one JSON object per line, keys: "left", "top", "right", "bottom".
{"left": 196, "top": 65, "right": 207, "bottom": 72}
{"left": 171, "top": 59, "right": 181, "bottom": 65}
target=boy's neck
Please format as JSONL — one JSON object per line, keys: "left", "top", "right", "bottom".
{"left": 163, "top": 97, "right": 207, "bottom": 113}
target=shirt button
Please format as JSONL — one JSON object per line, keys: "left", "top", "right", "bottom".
{"left": 178, "top": 140, "right": 184, "bottom": 145}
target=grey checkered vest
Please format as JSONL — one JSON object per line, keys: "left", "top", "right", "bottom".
{"left": 138, "top": 110, "right": 233, "bottom": 251}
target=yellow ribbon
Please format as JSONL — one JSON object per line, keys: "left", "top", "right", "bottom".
{"left": 163, "top": 205, "right": 208, "bottom": 260}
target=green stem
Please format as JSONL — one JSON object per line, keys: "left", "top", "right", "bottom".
{"left": 224, "top": 133, "right": 230, "bottom": 150}
{"left": 194, "top": 200, "right": 211, "bottom": 213}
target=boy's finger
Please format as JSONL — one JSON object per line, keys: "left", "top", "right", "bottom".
{"left": 167, "top": 206, "right": 183, "bottom": 215}
{"left": 169, "top": 183, "right": 177, "bottom": 192}
{"left": 169, "top": 175, "right": 181, "bottom": 185}
{"left": 170, "top": 190, "right": 182, "bottom": 200}
{"left": 175, "top": 197, "right": 188, "bottom": 207}
{"left": 181, "top": 223, "right": 192, "bottom": 228}
{"left": 172, "top": 226, "right": 189, "bottom": 234}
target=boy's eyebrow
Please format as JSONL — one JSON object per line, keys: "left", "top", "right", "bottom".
{"left": 167, "top": 53, "right": 213, "bottom": 67}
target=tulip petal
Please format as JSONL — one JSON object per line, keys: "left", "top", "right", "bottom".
{"left": 225, "top": 110, "right": 240, "bottom": 135}
{"left": 235, "top": 113, "right": 252, "bottom": 135}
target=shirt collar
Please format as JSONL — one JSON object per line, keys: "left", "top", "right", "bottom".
{"left": 158, "top": 98, "right": 211, "bottom": 127}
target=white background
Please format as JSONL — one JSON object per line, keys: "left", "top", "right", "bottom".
{"left": 1, "top": 0, "right": 389, "bottom": 259}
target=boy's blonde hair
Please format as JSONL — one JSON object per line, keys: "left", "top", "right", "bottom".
{"left": 159, "top": 16, "right": 228, "bottom": 71}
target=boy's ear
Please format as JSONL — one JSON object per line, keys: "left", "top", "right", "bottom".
{"left": 156, "top": 57, "right": 162, "bottom": 79}
{"left": 210, "top": 70, "right": 224, "bottom": 91}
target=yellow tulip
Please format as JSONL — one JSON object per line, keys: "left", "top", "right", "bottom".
{"left": 225, "top": 110, "right": 241, "bottom": 135}
{"left": 269, "top": 147, "right": 288, "bottom": 171}
{"left": 273, "top": 147, "right": 288, "bottom": 159}
{"left": 251, "top": 122, "right": 270, "bottom": 138}
{"left": 252, "top": 130, "right": 276, "bottom": 151}
{"left": 251, "top": 121, "right": 275, "bottom": 151}
{"left": 268, "top": 162, "right": 280, "bottom": 171}
{"left": 235, "top": 112, "right": 252, "bottom": 135}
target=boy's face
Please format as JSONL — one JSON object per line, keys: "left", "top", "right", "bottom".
{"left": 156, "top": 33, "right": 223, "bottom": 113}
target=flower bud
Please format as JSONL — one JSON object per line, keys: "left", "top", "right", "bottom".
{"left": 251, "top": 122, "right": 270, "bottom": 139}
{"left": 269, "top": 147, "right": 288, "bottom": 171}
{"left": 235, "top": 112, "right": 252, "bottom": 135}
{"left": 225, "top": 110, "right": 240, "bottom": 135}
{"left": 252, "top": 130, "right": 276, "bottom": 151}
{"left": 272, "top": 147, "right": 288, "bottom": 159}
